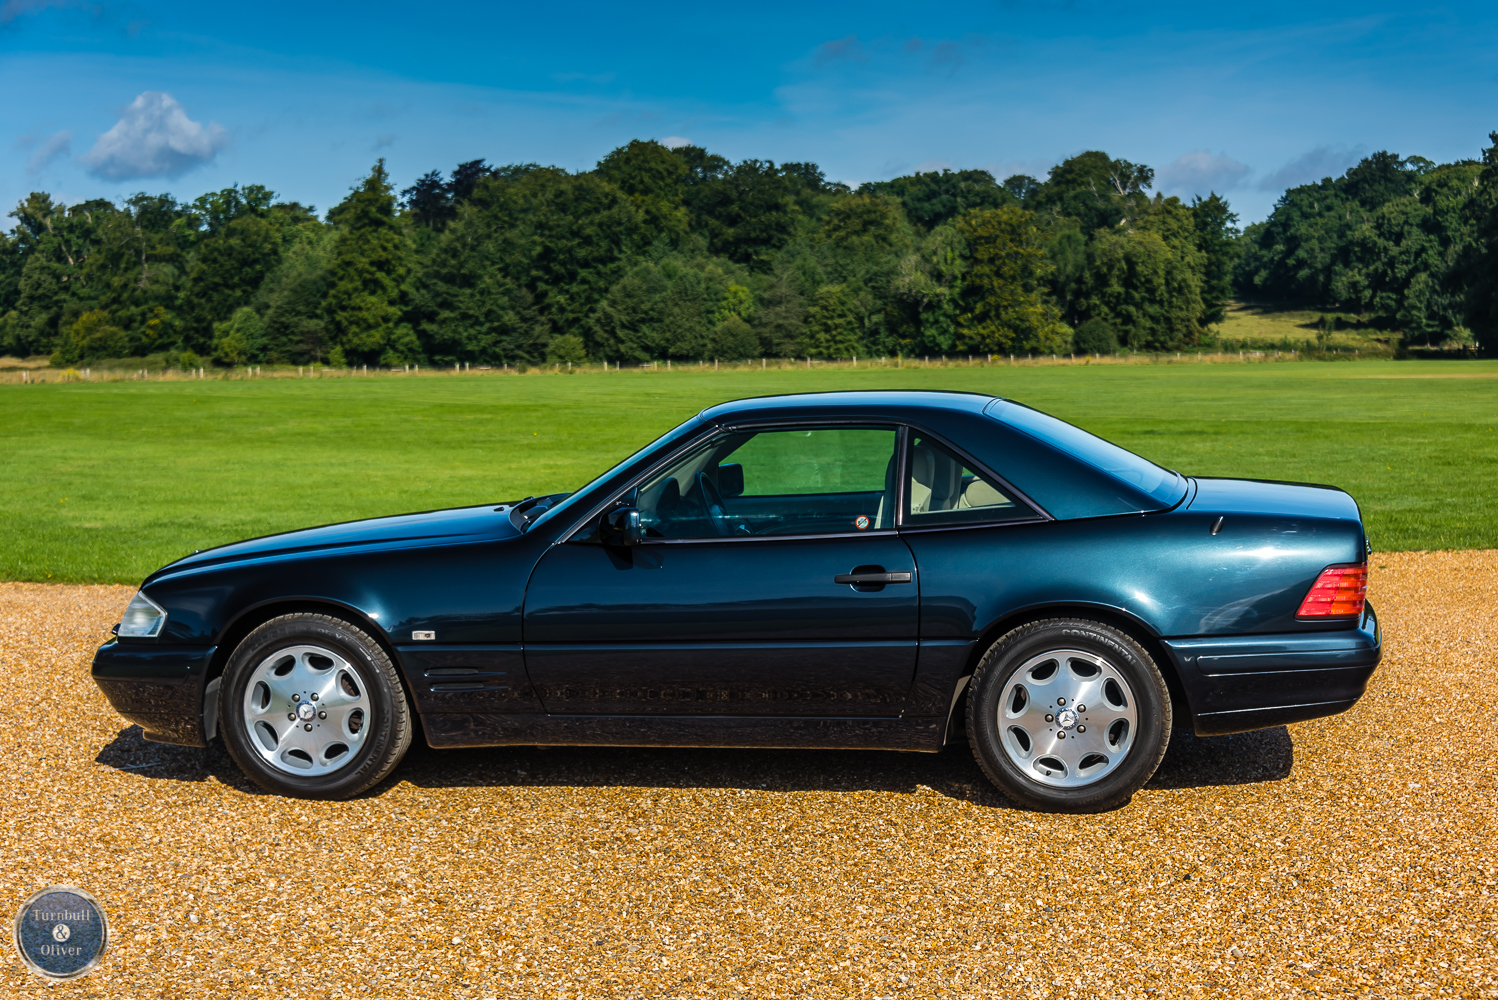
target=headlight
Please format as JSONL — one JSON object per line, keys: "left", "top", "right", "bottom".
{"left": 118, "top": 590, "right": 167, "bottom": 638}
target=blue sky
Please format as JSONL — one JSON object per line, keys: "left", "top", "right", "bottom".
{"left": 3, "top": 0, "right": 1496, "bottom": 224}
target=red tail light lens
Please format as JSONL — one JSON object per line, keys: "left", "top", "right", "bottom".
{"left": 1296, "top": 563, "right": 1368, "bottom": 619}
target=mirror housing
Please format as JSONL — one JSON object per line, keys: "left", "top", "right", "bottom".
{"left": 717, "top": 462, "right": 745, "bottom": 498}
{"left": 601, "top": 506, "right": 641, "bottom": 546}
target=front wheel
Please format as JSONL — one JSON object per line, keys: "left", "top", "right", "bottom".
{"left": 967, "top": 619, "right": 1171, "bottom": 812}
{"left": 219, "top": 613, "right": 412, "bottom": 799}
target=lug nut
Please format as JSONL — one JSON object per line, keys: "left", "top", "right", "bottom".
{"left": 304, "top": 723, "right": 313, "bottom": 731}
{"left": 318, "top": 711, "right": 327, "bottom": 720}
{"left": 1057, "top": 697, "right": 1067, "bottom": 706}
{"left": 1077, "top": 725, "right": 1086, "bottom": 733}
{"left": 310, "top": 692, "right": 318, "bottom": 702}
{"left": 1045, "top": 714, "right": 1054, "bottom": 723}
{"left": 1076, "top": 704, "right": 1086, "bottom": 712}
{"left": 292, "top": 694, "right": 300, "bottom": 702}
{"left": 287, "top": 712, "right": 295, "bottom": 721}
{"left": 1057, "top": 731, "right": 1066, "bottom": 739}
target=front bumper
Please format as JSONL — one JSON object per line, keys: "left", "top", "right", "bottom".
{"left": 92, "top": 639, "right": 216, "bottom": 746}
{"left": 1164, "top": 602, "right": 1381, "bottom": 736}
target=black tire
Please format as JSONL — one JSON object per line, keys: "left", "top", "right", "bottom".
{"left": 219, "top": 613, "right": 412, "bottom": 799}
{"left": 966, "top": 618, "right": 1171, "bottom": 813}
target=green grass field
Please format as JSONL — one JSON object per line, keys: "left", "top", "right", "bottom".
{"left": 2, "top": 360, "right": 1495, "bottom": 583}
{"left": 1211, "top": 301, "right": 1397, "bottom": 354}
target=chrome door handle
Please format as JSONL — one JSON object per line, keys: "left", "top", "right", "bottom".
{"left": 834, "top": 571, "right": 912, "bottom": 584}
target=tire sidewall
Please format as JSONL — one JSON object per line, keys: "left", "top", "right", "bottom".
{"left": 219, "top": 614, "right": 408, "bottom": 799}
{"left": 968, "top": 619, "right": 1171, "bottom": 813}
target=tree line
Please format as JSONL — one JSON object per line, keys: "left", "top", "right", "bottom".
{"left": 3, "top": 132, "right": 1495, "bottom": 368}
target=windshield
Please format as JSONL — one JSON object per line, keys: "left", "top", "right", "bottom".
{"left": 525, "top": 416, "right": 707, "bottom": 533}
{"left": 986, "top": 399, "right": 1185, "bottom": 505}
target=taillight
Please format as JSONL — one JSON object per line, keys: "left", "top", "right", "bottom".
{"left": 1296, "top": 563, "right": 1368, "bottom": 619}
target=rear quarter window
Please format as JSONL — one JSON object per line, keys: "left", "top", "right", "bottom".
{"left": 985, "top": 399, "right": 1186, "bottom": 507}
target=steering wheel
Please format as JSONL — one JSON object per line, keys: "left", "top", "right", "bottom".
{"left": 695, "top": 471, "right": 730, "bottom": 537}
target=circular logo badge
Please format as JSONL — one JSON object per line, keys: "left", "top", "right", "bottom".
{"left": 853, "top": 515, "right": 871, "bottom": 530}
{"left": 14, "top": 886, "right": 108, "bottom": 980}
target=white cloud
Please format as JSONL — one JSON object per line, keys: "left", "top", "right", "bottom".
{"left": 1257, "top": 144, "right": 1366, "bottom": 192}
{"left": 25, "top": 129, "right": 71, "bottom": 173}
{"left": 660, "top": 136, "right": 692, "bottom": 148}
{"left": 1157, "top": 150, "right": 1250, "bottom": 198}
{"left": 81, "top": 92, "right": 227, "bottom": 180}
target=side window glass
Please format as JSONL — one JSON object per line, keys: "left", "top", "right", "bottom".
{"left": 636, "top": 426, "right": 899, "bottom": 539}
{"left": 903, "top": 435, "right": 1036, "bottom": 526}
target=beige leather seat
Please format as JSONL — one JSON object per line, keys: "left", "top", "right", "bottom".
{"left": 909, "top": 444, "right": 963, "bottom": 513}
{"left": 960, "top": 479, "right": 1011, "bottom": 508}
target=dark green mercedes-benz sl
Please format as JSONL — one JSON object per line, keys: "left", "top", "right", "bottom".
{"left": 93, "top": 391, "right": 1379, "bottom": 812}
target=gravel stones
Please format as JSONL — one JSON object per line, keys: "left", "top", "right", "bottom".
{"left": 0, "top": 552, "right": 1493, "bottom": 998}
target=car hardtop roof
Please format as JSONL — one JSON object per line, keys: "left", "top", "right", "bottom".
{"left": 699, "top": 390, "right": 1000, "bottom": 422}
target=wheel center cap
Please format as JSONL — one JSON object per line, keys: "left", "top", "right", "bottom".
{"left": 1056, "top": 708, "right": 1079, "bottom": 729}
{"left": 296, "top": 702, "right": 316, "bottom": 721}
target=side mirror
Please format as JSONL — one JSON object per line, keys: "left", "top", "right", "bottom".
{"left": 718, "top": 463, "right": 744, "bottom": 498}
{"left": 601, "top": 506, "right": 641, "bottom": 546}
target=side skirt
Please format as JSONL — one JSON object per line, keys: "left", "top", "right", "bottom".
{"left": 421, "top": 713, "right": 946, "bottom": 753}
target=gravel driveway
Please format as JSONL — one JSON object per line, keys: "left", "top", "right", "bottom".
{"left": 0, "top": 551, "right": 1493, "bottom": 999}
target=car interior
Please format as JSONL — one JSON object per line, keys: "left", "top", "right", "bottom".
{"left": 630, "top": 427, "right": 1032, "bottom": 540}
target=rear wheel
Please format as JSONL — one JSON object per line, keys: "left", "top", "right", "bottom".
{"left": 967, "top": 618, "right": 1171, "bottom": 812}
{"left": 219, "top": 613, "right": 411, "bottom": 799}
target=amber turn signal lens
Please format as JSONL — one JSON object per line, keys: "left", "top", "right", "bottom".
{"left": 1296, "top": 563, "right": 1368, "bottom": 618}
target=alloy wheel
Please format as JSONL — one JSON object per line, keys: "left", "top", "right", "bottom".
{"left": 241, "top": 644, "right": 372, "bottom": 776}
{"left": 998, "top": 648, "right": 1139, "bottom": 788}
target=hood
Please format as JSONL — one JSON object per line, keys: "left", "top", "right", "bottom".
{"left": 148, "top": 504, "right": 521, "bottom": 581}
{"left": 1187, "top": 478, "right": 1362, "bottom": 522}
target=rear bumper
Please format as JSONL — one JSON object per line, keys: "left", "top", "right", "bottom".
{"left": 1163, "top": 603, "right": 1380, "bottom": 736}
{"left": 91, "top": 639, "right": 216, "bottom": 746}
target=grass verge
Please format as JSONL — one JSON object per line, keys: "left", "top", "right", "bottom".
{"left": 2, "top": 359, "right": 1495, "bottom": 583}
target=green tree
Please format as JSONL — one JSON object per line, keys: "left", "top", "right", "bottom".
{"left": 709, "top": 316, "right": 759, "bottom": 359}
{"left": 805, "top": 283, "right": 862, "bottom": 357}
{"left": 1034, "top": 152, "right": 1154, "bottom": 234}
{"left": 546, "top": 333, "right": 588, "bottom": 364}
{"left": 675, "top": 153, "right": 812, "bottom": 267}
{"left": 860, "top": 169, "right": 1013, "bottom": 231}
{"left": 817, "top": 194, "right": 910, "bottom": 254}
{"left": 1076, "top": 223, "right": 1204, "bottom": 350}
{"left": 54, "top": 308, "right": 127, "bottom": 364}
{"left": 595, "top": 140, "right": 690, "bottom": 239}
{"left": 6, "top": 194, "right": 113, "bottom": 356}
{"left": 1191, "top": 193, "right": 1241, "bottom": 326}
{"left": 1073, "top": 317, "right": 1118, "bottom": 354}
{"left": 407, "top": 196, "right": 550, "bottom": 365}
{"left": 177, "top": 216, "right": 280, "bottom": 352}
{"left": 211, "top": 305, "right": 266, "bottom": 364}
{"left": 748, "top": 265, "right": 806, "bottom": 357}
{"left": 84, "top": 193, "right": 196, "bottom": 354}
{"left": 466, "top": 168, "right": 658, "bottom": 338}
{"left": 323, "top": 161, "right": 409, "bottom": 365}
{"left": 589, "top": 261, "right": 670, "bottom": 361}
{"left": 891, "top": 223, "right": 966, "bottom": 353}
{"left": 1235, "top": 151, "right": 1442, "bottom": 307}
{"left": 954, "top": 207, "right": 1070, "bottom": 354}
{"left": 712, "top": 283, "right": 754, "bottom": 326}
{"left": 255, "top": 213, "right": 333, "bottom": 363}
{"left": 1462, "top": 133, "right": 1498, "bottom": 342}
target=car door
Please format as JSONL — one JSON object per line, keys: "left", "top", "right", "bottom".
{"left": 522, "top": 424, "right": 919, "bottom": 716}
